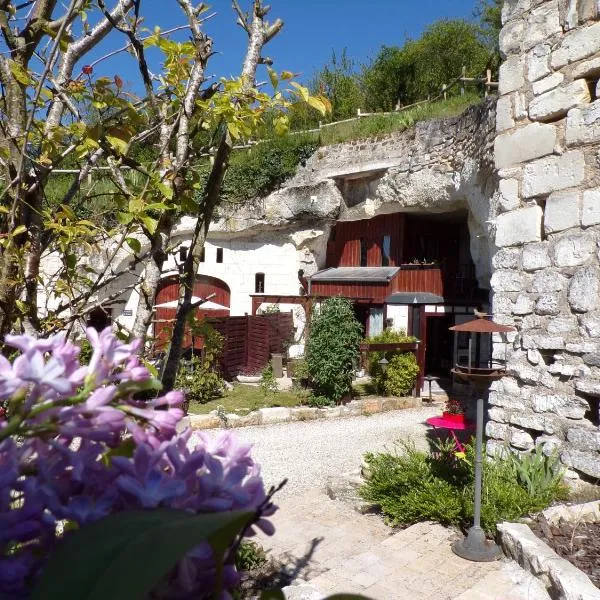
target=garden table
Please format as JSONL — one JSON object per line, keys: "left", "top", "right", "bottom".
{"left": 425, "top": 415, "right": 474, "bottom": 453}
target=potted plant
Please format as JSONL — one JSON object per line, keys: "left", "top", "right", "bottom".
{"left": 443, "top": 398, "right": 465, "bottom": 424}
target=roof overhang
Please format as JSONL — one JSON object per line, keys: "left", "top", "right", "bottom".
{"left": 385, "top": 292, "right": 444, "bottom": 305}
{"left": 310, "top": 267, "right": 400, "bottom": 284}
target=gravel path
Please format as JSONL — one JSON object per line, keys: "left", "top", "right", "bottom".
{"left": 198, "top": 405, "right": 440, "bottom": 498}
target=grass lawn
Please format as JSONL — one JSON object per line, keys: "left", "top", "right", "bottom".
{"left": 188, "top": 384, "right": 307, "bottom": 415}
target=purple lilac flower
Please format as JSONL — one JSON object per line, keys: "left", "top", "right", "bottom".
{"left": 0, "top": 328, "right": 277, "bottom": 599}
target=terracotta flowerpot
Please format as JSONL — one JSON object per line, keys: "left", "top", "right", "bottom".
{"left": 442, "top": 412, "right": 465, "bottom": 424}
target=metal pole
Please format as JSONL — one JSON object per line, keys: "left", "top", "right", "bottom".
{"left": 473, "top": 394, "right": 484, "bottom": 530}
{"left": 452, "top": 384, "right": 502, "bottom": 562}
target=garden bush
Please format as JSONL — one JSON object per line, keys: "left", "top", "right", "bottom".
{"left": 260, "top": 361, "right": 279, "bottom": 395}
{"left": 306, "top": 297, "right": 363, "bottom": 403}
{"left": 367, "top": 330, "right": 419, "bottom": 396}
{"left": 361, "top": 441, "right": 566, "bottom": 534}
{"left": 174, "top": 322, "right": 225, "bottom": 408}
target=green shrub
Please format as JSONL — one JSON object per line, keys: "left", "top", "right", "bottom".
{"left": 174, "top": 322, "right": 225, "bottom": 409}
{"left": 234, "top": 541, "right": 267, "bottom": 572}
{"left": 306, "top": 297, "right": 363, "bottom": 403}
{"left": 367, "top": 330, "right": 419, "bottom": 396}
{"left": 260, "top": 361, "right": 279, "bottom": 396}
{"left": 306, "top": 394, "right": 335, "bottom": 408}
{"left": 361, "top": 441, "right": 566, "bottom": 534}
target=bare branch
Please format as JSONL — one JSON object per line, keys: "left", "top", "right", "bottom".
{"left": 232, "top": 0, "right": 249, "bottom": 32}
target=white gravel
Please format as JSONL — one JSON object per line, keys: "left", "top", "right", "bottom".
{"left": 197, "top": 406, "right": 440, "bottom": 498}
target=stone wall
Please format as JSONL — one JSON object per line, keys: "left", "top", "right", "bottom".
{"left": 489, "top": 0, "right": 600, "bottom": 479}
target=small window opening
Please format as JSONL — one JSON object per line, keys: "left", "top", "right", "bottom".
{"left": 216, "top": 247, "right": 223, "bottom": 263}
{"left": 382, "top": 234, "right": 391, "bottom": 267}
{"left": 360, "top": 238, "right": 368, "bottom": 267}
{"left": 255, "top": 273, "right": 265, "bottom": 293}
{"left": 178, "top": 246, "right": 188, "bottom": 262}
{"left": 199, "top": 247, "right": 205, "bottom": 262}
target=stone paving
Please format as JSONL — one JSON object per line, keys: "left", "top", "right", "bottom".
{"left": 258, "top": 489, "right": 551, "bottom": 600}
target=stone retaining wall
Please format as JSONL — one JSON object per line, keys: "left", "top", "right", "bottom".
{"left": 489, "top": 0, "right": 600, "bottom": 479}
{"left": 184, "top": 396, "right": 422, "bottom": 430}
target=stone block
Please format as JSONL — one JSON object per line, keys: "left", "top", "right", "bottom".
{"left": 498, "top": 178, "right": 520, "bottom": 211}
{"left": 561, "top": 448, "right": 600, "bottom": 478}
{"left": 532, "top": 72, "right": 564, "bottom": 95}
{"left": 535, "top": 294, "right": 561, "bottom": 315}
{"left": 522, "top": 151, "right": 585, "bottom": 198}
{"left": 499, "top": 18, "right": 524, "bottom": 56}
{"left": 502, "top": 0, "right": 532, "bottom": 24}
{"left": 571, "top": 55, "right": 600, "bottom": 79}
{"left": 532, "top": 394, "right": 589, "bottom": 418}
{"left": 259, "top": 406, "right": 291, "bottom": 424}
{"left": 582, "top": 188, "right": 600, "bottom": 227}
{"left": 547, "top": 316, "right": 577, "bottom": 333}
{"left": 496, "top": 95, "right": 515, "bottom": 132}
{"left": 524, "top": 1, "right": 562, "bottom": 50}
{"left": 514, "top": 294, "right": 535, "bottom": 315}
{"left": 526, "top": 43, "right": 551, "bottom": 82}
{"left": 567, "top": 341, "right": 600, "bottom": 352}
{"left": 486, "top": 421, "right": 510, "bottom": 439}
{"left": 507, "top": 362, "right": 541, "bottom": 384}
{"left": 568, "top": 266, "right": 600, "bottom": 312}
{"left": 575, "top": 377, "right": 600, "bottom": 396}
{"left": 529, "top": 79, "right": 591, "bottom": 122}
{"left": 567, "top": 427, "right": 600, "bottom": 451}
{"left": 522, "top": 241, "right": 551, "bottom": 271}
{"left": 491, "top": 269, "right": 527, "bottom": 292}
{"left": 532, "top": 268, "right": 568, "bottom": 292}
{"left": 509, "top": 411, "right": 557, "bottom": 433}
{"left": 488, "top": 406, "right": 507, "bottom": 422}
{"left": 495, "top": 205, "right": 543, "bottom": 247}
{"left": 551, "top": 20, "right": 600, "bottom": 68}
{"left": 290, "top": 407, "right": 321, "bottom": 421}
{"left": 552, "top": 233, "right": 594, "bottom": 267}
{"left": 528, "top": 348, "right": 542, "bottom": 364}
{"left": 499, "top": 55, "right": 525, "bottom": 95}
{"left": 566, "top": 100, "right": 600, "bottom": 146}
{"left": 544, "top": 189, "right": 580, "bottom": 233}
{"left": 511, "top": 429, "right": 535, "bottom": 450}
{"left": 361, "top": 398, "right": 383, "bottom": 414}
{"left": 189, "top": 414, "right": 222, "bottom": 430}
{"left": 580, "top": 313, "right": 600, "bottom": 337}
{"left": 494, "top": 122, "right": 557, "bottom": 169}
{"left": 492, "top": 247, "right": 521, "bottom": 269}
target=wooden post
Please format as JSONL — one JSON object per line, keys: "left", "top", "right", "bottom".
{"left": 461, "top": 65, "right": 466, "bottom": 96}
{"left": 485, "top": 69, "right": 492, "bottom": 97}
{"left": 442, "top": 84, "right": 447, "bottom": 101}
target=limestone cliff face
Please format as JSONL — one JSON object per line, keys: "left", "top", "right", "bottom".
{"left": 213, "top": 99, "right": 498, "bottom": 284}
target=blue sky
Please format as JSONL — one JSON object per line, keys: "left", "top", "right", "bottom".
{"left": 87, "top": 0, "right": 480, "bottom": 91}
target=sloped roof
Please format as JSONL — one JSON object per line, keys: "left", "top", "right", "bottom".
{"left": 310, "top": 267, "right": 400, "bottom": 283}
{"left": 385, "top": 292, "right": 444, "bottom": 304}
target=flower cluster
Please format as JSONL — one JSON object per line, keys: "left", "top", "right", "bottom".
{"left": 0, "top": 328, "right": 275, "bottom": 599}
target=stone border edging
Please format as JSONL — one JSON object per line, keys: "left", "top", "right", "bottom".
{"left": 183, "top": 396, "right": 422, "bottom": 430}
{"left": 498, "top": 521, "right": 600, "bottom": 600}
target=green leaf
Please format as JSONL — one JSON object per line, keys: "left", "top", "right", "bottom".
{"left": 32, "top": 509, "right": 254, "bottom": 600}
{"left": 280, "top": 70, "right": 294, "bottom": 80}
{"left": 307, "top": 96, "right": 327, "bottom": 115}
{"left": 142, "top": 215, "right": 158, "bottom": 234}
{"left": 157, "top": 181, "right": 173, "bottom": 201}
{"left": 290, "top": 81, "right": 309, "bottom": 103}
{"left": 8, "top": 60, "right": 32, "bottom": 86}
{"left": 105, "top": 126, "right": 131, "bottom": 155}
{"left": 125, "top": 237, "right": 141, "bottom": 254}
{"left": 12, "top": 225, "right": 27, "bottom": 236}
{"left": 116, "top": 212, "right": 133, "bottom": 225}
{"left": 267, "top": 67, "right": 278, "bottom": 89}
